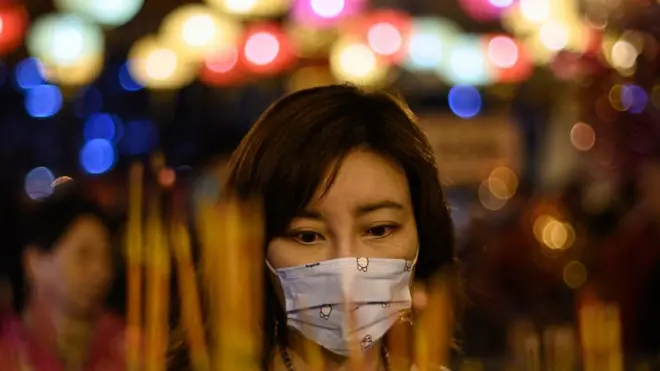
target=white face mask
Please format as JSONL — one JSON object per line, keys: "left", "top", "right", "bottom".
{"left": 267, "top": 255, "right": 417, "bottom": 356}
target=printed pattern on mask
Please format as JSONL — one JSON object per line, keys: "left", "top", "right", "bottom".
{"left": 356, "top": 257, "right": 369, "bottom": 272}
{"left": 361, "top": 335, "right": 373, "bottom": 349}
{"left": 404, "top": 260, "right": 413, "bottom": 272}
{"left": 319, "top": 305, "right": 332, "bottom": 320}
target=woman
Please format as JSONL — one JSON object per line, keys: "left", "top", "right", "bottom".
{"left": 0, "top": 183, "right": 126, "bottom": 370}
{"left": 225, "top": 84, "right": 458, "bottom": 370}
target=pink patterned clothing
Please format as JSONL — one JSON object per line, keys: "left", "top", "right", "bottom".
{"left": 0, "top": 311, "right": 126, "bottom": 371}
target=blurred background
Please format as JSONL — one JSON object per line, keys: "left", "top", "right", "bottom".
{"left": 1, "top": 0, "right": 659, "bottom": 369}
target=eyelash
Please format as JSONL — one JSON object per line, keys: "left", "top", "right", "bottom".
{"left": 286, "top": 224, "right": 400, "bottom": 245}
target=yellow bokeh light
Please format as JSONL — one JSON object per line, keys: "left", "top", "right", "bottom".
{"left": 128, "top": 35, "right": 197, "bottom": 90}
{"left": 539, "top": 21, "right": 569, "bottom": 51}
{"left": 563, "top": 261, "right": 587, "bottom": 289}
{"left": 205, "top": 0, "right": 291, "bottom": 17}
{"left": 541, "top": 219, "right": 575, "bottom": 250}
{"left": 611, "top": 40, "right": 637, "bottom": 70}
{"left": 330, "top": 38, "right": 388, "bottom": 87}
{"left": 160, "top": 4, "right": 240, "bottom": 63}
{"left": 488, "top": 166, "right": 518, "bottom": 200}
{"left": 533, "top": 215, "right": 554, "bottom": 242}
{"left": 520, "top": 0, "right": 550, "bottom": 23}
{"left": 608, "top": 84, "right": 632, "bottom": 111}
{"left": 43, "top": 52, "right": 103, "bottom": 86}
{"left": 478, "top": 180, "right": 507, "bottom": 211}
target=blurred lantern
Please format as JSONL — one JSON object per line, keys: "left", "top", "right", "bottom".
{"left": 241, "top": 23, "right": 294, "bottom": 75}
{"left": 440, "top": 34, "right": 493, "bottom": 86}
{"left": 403, "top": 17, "right": 461, "bottom": 73}
{"left": 458, "top": 0, "right": 513, "bottom": 22}
{"left": 346, "top": 9, "right": 412, "bottom": 64}
{"left": 27, "top": 13, "right": 104, "bottom": 68}
{"left": 55, "top": 0, "right": 144, "bottom": 28}
{"left": 330, "top": 36, "right": 389, "bottom": 87}
{"left": 0, "top": 3, "right": 28, "bottom": 56}
{"left": 484, "top": 34, "right": 534, "bottom": 83}
{"left": 127, "top": 35, "right": 197, "bottom": 90}
{"left": 205, "top": 0, "right": 291, "bottom": 18}
{"left": 160, "top": 4, "right": 241, "bottom": 63}
{"left": 199, "top": 45, "right": 244, "bottom": 86}
{"left": 291, "top": 0, "right": 368, "bottom": 28}
{"left": 286, "top": 22, "right": 338, "bottom": 58}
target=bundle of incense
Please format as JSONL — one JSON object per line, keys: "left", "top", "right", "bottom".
{"left": 171, "top": 222, "right": 210, "bottom": 371}
{"left": 413, "top": 276, "right": 451, "bottom": 371}
{"left": 385, "top": 309, "right": 414, "bottom": 370}
{"left": 125, "top": 163, "right": 143, "bottom": 371}
{"left": 206, "top": 198, "right": 264, "bottom": 370}
{"left": 144, "top": 193, "right": 171, "bottom": 371}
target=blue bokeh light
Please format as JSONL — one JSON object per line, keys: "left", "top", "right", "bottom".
{"left": 24, "top": 166, "right": 55, "bottom": 200}
{"left": 25, "top": 84, "right": 63, "bottom": 118}
{"left": 15, "top": 58, "right": 46, "bottom": 91}
{"left": 84, "top": 113, "right": 123, "bottom": 141}
{"left": 73, "top": 86, "right": 103, "bottom": 118}
{"left": 625, "top": 84, "right": 648, "bottom": 114}
{"left": 118, "top": 62, "right": 143, "bottom": 92}
{"left": 118, "top": 120, "right": 158, "bottom": 155}
{"left": 448, "top": 85, "right": 482, "bottom": 119}
{"left": 80, "top": 139, "right": 116, "bottom": 175}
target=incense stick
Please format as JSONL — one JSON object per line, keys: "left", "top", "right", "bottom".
{"left": 126, "top": 163, "right": 143, "bottom": 371}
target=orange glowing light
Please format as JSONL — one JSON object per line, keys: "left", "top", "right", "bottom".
{"left": 0, "top": 4, "right": 28, "bottom": 56}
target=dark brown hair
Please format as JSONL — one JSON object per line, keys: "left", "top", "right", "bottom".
{"left": 225, "top": 84, "right": 457, "bottom": 361}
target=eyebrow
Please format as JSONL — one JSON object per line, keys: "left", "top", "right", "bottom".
{"left": 296, "top": 200, "right": 404, "bottom": 220}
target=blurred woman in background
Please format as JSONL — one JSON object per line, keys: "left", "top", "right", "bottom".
{"left": 0, "top": 183, "right": 125, "bottom": 371}
{"left": 226, "top": 84, "right": 458, "bottom": 371}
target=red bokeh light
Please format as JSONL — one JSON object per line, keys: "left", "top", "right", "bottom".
{"left": 0, "top": 3, "right": 28, "bottom": 56}
{"left": 344, "top": 9, "right": 412, "bottom": 65}
{"left": 241, "top": 23, "right": 295, "bottom": 75}
{"left": 200, "top": 45, "right": 245, "bottom": 86}
{"left": 483, "top": 34, "right": 533, "bottom": 84}
{"left": 458, "top": 0, "right": 511, "bottom": 22}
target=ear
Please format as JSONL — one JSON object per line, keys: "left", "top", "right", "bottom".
{"left": 23, "top": 244, "right": 46, "bottom": 285}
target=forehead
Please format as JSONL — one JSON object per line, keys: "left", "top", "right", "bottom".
{"left": 308, "top": 149, "right": 411, "bottom": 211}
{"left": 59, "top": 215, "right": 109, "bottom": 242}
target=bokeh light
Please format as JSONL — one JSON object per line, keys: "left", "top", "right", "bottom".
{"left": 205, "top": 0, "right": 291, "bottom": 17}
{"left": 404, "top": 17, "right": 460, "bottom": 72}
{"left": 487, "top": 36, "right": 518, "bottom": 68}
{"left": 14, "top": 58, "right": 46, "bottom": 91}
{"left": 200, "top": 46, "right": 243, "bottom": 86}
{"left": 351, "top": 9, "right": 412, "bottom": 64}
{"left": 0, "top": 4, "right": 28, "bottom": 56}
{"left": 24, "top": 167, "right": 55, "bottom": 200}
{"left": 118, "top": 62, "right": 144, "bottom": 91}
{"left": 625, "top": 85, "right": 648, "bottom": 114}
{"left": 242, "top": 24, "right": 294, "bottom": 74}
{"left": 478, "top": 180, "right": 507, "bottom": 211}
{"left": 292, "top": 0, "right": 366, "bottom": 28}
{"left": 287, "top": 66, "right": 336, "bottom": 93}
{"left": 563, "top": 261, "right": 587, "bottom": 289}
{"left": 84, "top": 113, "right": 122, "bottom": 141}
{"left": 448, "top": 85, "right": 482, "bottom": 119}
{"left": 160, "top": 4, "right": 240, "bottom": 63}
{"left": 43, "top": 53, "right": 104, "bottom": 86}
{"left": 488, "top": 166, "right": 518, "bottom": 199}
{"left": 127, "top": 35, "right": 196, "bottom": 90}
{"left": 25, "top": 84, "right": 63, "bottom": 118}
{"left": 459, "top": 0, "right": 512, "bottom": 22}
{"left": 330, "top": 38, "right": 389, "bottom": 87}
{"left": 570, "top": 122, "right": 596, "bottom": 152}
{"left": 80, "top": 139, "right": 116, "bottom": 175}
{"left": 443, "top": 35, "right": 492, "bottom": 85}
{"left": 55, "top": 0, "right": 144, "bottom": 27}
{"left": 27, "top": 13, "right": 104, "bottom": 68}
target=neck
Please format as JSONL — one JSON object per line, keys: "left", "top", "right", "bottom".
{"left": 276, "top": 330, "right": 386, "bottom": 371}
{"left": 25, "top": 293, "right": 95, "bottom": 367}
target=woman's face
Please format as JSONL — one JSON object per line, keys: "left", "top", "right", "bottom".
{"left": 267, "top": 148, "right": 419, "bottom": 268}
{"left": 28, "top": 215, "right": 113, "bottom": 316}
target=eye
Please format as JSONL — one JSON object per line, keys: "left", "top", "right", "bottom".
{"left": 290, "top": 231, "right": 324, "bottom": 245}
{"left": 365, "top": 224, "right": 399, "bottom": 239}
